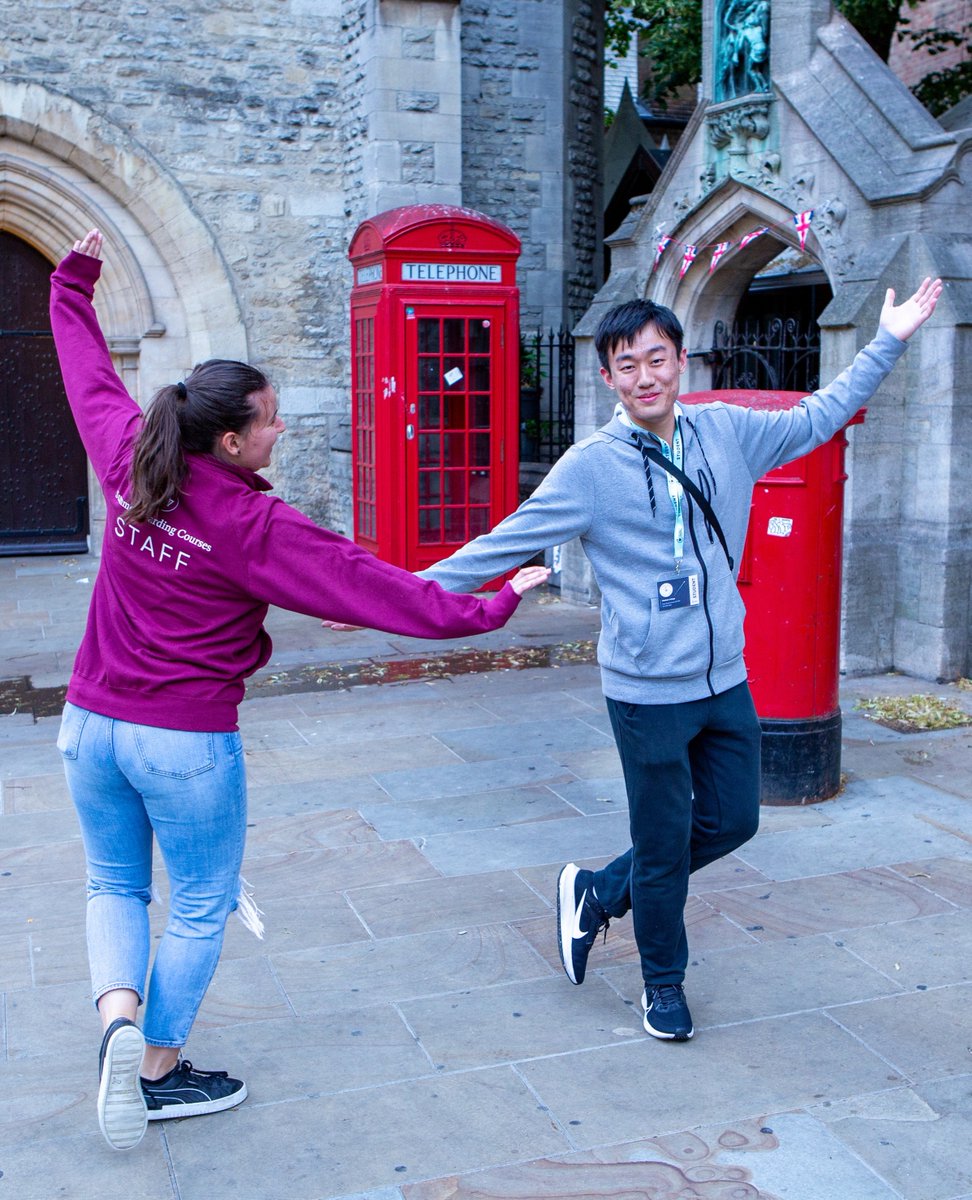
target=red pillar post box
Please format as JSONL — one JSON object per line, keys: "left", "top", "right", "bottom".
{"left": 348, "top": 205, "right": 521, "bottom": 572}
{"left": 682, "top": 389, "right": 865, "bottom": 805}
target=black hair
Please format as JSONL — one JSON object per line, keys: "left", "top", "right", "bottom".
{"left": 594, "top": 299, "right": 684, "bottom": 369}
{"left": 126, "top": 359, "right": 270, "bottom": 524}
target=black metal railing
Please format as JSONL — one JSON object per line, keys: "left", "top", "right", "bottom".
{"left": 519, "top": 326, "right": 575, "bottom": 464}
{"left": 699, "top": 317, "right": 822, "bottom": 392}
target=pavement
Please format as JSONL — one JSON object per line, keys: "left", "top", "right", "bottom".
{"left": 1, "top": 551, "right": 970, "bottom": 1200}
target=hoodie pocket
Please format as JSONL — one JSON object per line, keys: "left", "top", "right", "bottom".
{"left": 599, "top": 603, "right": 652, "bottom": 671}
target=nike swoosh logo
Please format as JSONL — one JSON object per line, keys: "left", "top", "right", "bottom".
{"left": 569, "top": 888, "right": 592, "bottom": 941}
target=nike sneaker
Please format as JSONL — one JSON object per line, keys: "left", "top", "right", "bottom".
{"left": 556, "top": 862, "right": 610, "bottom": 985}
{"left": 642, "top": 984, "right": 694, "bottom": 1041}
{"left": 143, "top": 1060, "right": 247, "bottom": 1119}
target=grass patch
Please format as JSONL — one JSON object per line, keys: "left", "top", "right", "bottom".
{"left": 854, "top": 693, "right": 972, "bottom": 733}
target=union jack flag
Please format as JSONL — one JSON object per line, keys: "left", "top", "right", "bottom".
{"left": 709, "top": 241, "right": 732, "bottom": 273}
{"left": 652, "top": 235, "right": 672, "bottom": 272}
{"left": 793, "top": 209, "right": 814, "bottom": 251}
{"left": 739, "top": 227, "right": 768, "bottom": 250}
{"left": 679, "top": 245, "right": 697, "bottom": 278}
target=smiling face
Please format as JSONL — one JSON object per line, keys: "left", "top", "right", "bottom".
{"left": 216, "top": 386, "right": 285, "bottom": 471}
{"left": 600, "top": 322, "right": 687, "bottom": 442}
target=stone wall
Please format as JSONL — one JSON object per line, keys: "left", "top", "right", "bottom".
{"left": 460, "top": 0, "right": 603, "bottom": 331}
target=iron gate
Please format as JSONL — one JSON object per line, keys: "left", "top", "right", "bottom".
{"left": 519, "top": 326, "right": 575, "bottom": 464}
{"left": 702, "top": 316, "right": 822, "bottom": 393}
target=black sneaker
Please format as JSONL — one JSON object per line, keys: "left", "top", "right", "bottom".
{"left": 557, "top": 862, "right": 610, "bottom": 985}
{"left": 97, "top": 1017, "right": 147, "bottom": 1150}
{"left": 642, "top": 984, "right": 694, "bottom": 1041}
{"left": 142, "top": 1060, "right": 247, "bottom": 1120}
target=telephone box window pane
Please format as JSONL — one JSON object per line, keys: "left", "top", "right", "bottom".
{"left": 419, "top": 358, "right": 440, "bottom": 390}
{"left": 443, "top": 472, "right": 466, "bottom": 505}
{"left": 419, "top": 395, "right": 441, "bottom": 428}
{"left": 469, "top": 508, "right": 489, "bottom": 537}
{"left": 471, "top": 433, "right": 490, "bottom": 466}
{"left": 443, "top": 434, "right": 466, "bottom": 466}
{"left": 469, "top": 321, "right": 490, "bottom": 353}
{"left": 443, "top": 358, "right": 465, "bottom": 387}
{"left": 469, "top": 471, "right": 490, "bottom": 504}
{"left": 419, "top": 472, "right": 441, "bottom": 503}
{"left": 471, "top": 395, "right": 490, "bottom": 428}
{"left": 445, "top": 395, "right": 466, "bottom": 429}
{"left": 469, "top": 359, "right": 490, "bottom": 391}
{"left": 418, "top": 320, "right": 440, "bottom": 353}
{"left": 419, "top": 508, "right": 441, "bottom": 543}
{"left": 443, "top": 319, "right": 465, "bottom": 353}
{"left": 445, "top": 508, "right": 466, "bottom": 542}
{"left": 419, "top": 434, "right": 441, "bottom": 467}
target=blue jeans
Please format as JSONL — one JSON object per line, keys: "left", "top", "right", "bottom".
{"left": 595, "top": 682, "right": 762, "bottom": 986}
{"left": 57, "top": 702, "right": 247, "bottom": 1048}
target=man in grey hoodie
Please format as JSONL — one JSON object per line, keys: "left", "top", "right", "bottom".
{"left": 419, "top": 277, "right": 941, "bottom": 1041}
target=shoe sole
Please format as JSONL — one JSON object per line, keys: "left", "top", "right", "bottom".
{"left": 146, "top": 1081, "right": 247, "bottom": 1120}
{"left": 556, "top": 863, "right": 582, "bottom": 984}
{"left": 641, "top": 990, "right": 694, "bottom": 1042}
{"left": 97, "top": 1023, "right": 147, "bottom": 1150}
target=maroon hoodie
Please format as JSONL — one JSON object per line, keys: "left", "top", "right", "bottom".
{"left": 50, "top": 251, "right": 520, "bottom": 731}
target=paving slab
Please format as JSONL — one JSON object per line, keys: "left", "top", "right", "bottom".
{"left": 357, "top": 785, "right": 578, "bottom": 840}
{"left": 416, "top": 810, "right": 632, "bottom": 876}
{"left": 163, "top": 1067, "right": 569, "bottom": 1200}
{"left": 814, "top": 1075, "right": 972, "bottom": 1200}
{"left": 400, "top": 975, "right": 640, "bottom": 1071}
{"left": 826, "top": 982, "right": 972, "bottom": 1082}
{"left": 271, "top": 924, "right": 552, "bottom": 1013}
{"left": 518, "top": 1011, "right": 905, "bottom": 1150}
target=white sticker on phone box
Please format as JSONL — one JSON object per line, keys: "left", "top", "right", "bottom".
{"left": 444, "top": 367, "right": 464, "bottom": 386}
{"left": 767, "top": 517, "right": 793, "bottom": 537}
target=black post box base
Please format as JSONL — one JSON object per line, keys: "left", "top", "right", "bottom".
{"left": 758, "top": 710, "right": 842, "bottom": 806}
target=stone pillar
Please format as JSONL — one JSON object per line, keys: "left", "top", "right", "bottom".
{"left": 357, "top": 0, "right": 462, "bottom": 213}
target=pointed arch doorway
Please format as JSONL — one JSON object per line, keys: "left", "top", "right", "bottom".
{"left": 709, "top": 256, "right": 833, "bottom": 393}
{"left": 0, "top": 231, "right": 88, "bottom": 553}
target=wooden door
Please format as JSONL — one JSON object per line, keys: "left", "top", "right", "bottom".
{"left": 0, "top": 232, "right": 88, "bottom": 553}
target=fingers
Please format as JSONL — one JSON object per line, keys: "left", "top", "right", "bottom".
{"left": 72, "top": 229, "right": 103, "bottom": 259}
{"left": 321, "top": 619, "right": 363, "bottom": 632}
{"left": 510, "top": 566, "right": 552, "bottom": 595}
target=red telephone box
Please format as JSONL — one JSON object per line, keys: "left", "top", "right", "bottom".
{"left": 348, "top": 205, "right": 521, "bottom": 571}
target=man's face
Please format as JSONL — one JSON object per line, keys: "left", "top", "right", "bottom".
{"left": 600, "top": 321, "right": 687, "bottom": 440}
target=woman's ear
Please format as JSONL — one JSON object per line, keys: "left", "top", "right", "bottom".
{"left": 216, "top": 429, "right": 241, "bottom": 460}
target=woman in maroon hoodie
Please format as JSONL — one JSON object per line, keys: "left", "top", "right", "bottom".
{"left": 52, "top": 229, "right": 549, "bottom": 1151}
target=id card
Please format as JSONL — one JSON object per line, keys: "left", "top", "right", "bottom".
{"left": 657, "top": 573, "right": 700, "bottom": 611}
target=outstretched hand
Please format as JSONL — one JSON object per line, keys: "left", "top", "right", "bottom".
{"left": 319, "top": 565, "right": 551, "bottom": 632}
{"left": 879, "top": 277, "right": 942, "bottom": 342}
{"left": 73, "top": 229, "right": 103, "bottom": 260}
{"left": 509, "top": 565, "right": 551, "bottom": 595}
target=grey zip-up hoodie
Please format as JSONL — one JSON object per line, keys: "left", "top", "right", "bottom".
{"left": 421, "top": 328, "right": 907, "bottom": 704}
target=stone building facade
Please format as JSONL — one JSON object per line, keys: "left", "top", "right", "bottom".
{"left": 0, "top": 0, "right": 603, "bottom": 550}
{"left": 566, "top": 0, "right": 972, "bottom": 681}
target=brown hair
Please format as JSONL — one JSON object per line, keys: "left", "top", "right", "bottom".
{"left": 125, "top": 359, "right": 270, "bottom": 524}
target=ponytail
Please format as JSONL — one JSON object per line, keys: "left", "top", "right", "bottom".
{"left": 126, "top": 386, "right": 186, "bottom": 524}
{"left": 126, "top": 359, "right": 270, "bottom": 525}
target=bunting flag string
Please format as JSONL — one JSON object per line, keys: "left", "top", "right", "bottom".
{"left": 739, "top": 226, "right": 769, "bottom": 250}
{"left": 651, "top": 213, "right": 813, "bottom": 278}
{"left": 709, "top": 241, "right": 731, "bottom": 273}
{"left": 793, "top": 209, "right": 814, "bottom": 252}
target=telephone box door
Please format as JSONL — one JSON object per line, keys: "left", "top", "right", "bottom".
{"left": 403, "top": 304, "right": 509, "bottom": 572}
